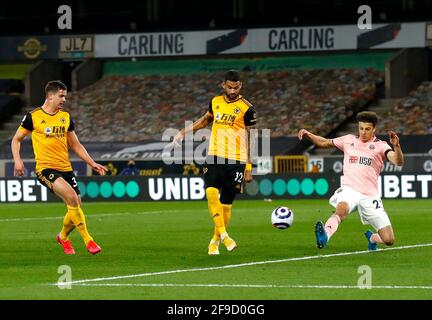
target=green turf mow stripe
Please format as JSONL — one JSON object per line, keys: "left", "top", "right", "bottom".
{"left": 53, "top": 243, "right": 432, "bottom": 287}
{"left": 70, "top": 283, "right": 432, "bottom": 290}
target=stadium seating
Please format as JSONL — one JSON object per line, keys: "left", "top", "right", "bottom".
{"left": 66, "top": 68, "right": 383, "bottom": 142}
{"left": 379, "top": 82, "right": 432, "bottom": 135}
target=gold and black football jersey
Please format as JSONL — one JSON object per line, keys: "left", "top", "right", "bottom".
{"left": 207, "top": 95, "right": 257, "bottom": 162}
{"left": 19, "top": 107, "right": 74, "bottom": 173}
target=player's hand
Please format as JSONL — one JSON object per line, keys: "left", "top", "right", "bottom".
{"left": 14, "top": 160, "right": 25, "bottom": 177}
{"left": 172, "top": 130, "right": 185, "bottom": 147}
{"left": 92, "top": 163, "right": 108, "bottom": 176}
{"left": 244, "top": 170, "right": 253, "bottom": 183}
{"left": 298, "top": 129, "right": 310, "bottom": 140}
{"left": 389, "top": 131, "right": 400, "bottom": 147}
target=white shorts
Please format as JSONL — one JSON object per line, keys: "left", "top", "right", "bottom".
{"left": 329, "top": 186, "right": 391, "bottom": 231}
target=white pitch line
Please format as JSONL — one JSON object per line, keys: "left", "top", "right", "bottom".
{"left": 70, "top": 283, "right": 432, "bottom": 290}
{"left": 57, "top": 242, "right": 432, "bottom": 286}
{"left": 0, "top": 210, "right": 177, "bottom": 222}
{"left": 0, "top": 208, "right": 258, "bottom": 222}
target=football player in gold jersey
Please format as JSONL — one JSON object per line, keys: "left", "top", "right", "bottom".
{"left": 174, "top": 70, "right": 257, "bottom": 255}
{"left": 11, "top": 80, "right": 107, "bottom": 255}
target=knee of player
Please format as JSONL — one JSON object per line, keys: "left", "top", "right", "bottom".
{"left": 65, "top": 194, "right": 80, "bottom": 207}
{"left": 334, "top": 208, "right": 348, "bottom": 221}
{"left": 385, "top": 238, "right": 395, "bottom": 246}
{"left": 335, "top": 203, "right": 349, "bottom": 219}
{"left": 205, "top": 187, "right": 219, "bottom": 199}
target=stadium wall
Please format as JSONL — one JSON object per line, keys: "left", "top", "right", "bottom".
{"left": 72, "top": 59, "right": 103, "bottom": 91}
{"left": 25, "top": 60, "right": 62, "bottom": 107}
{"left": 385, "top": 48, "right": 429, "bottom": 98}
{"left": 0, "top": 173, "right": 430, "bottom": 203}
{"left": 103, "top": 52, "right": 394, "bottom": 75}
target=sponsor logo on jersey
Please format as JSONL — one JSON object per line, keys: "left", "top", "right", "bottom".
{"left": 349, "top": 156, "right": 372, "bottom": 166}
{"left": 217, "top": 113, "right": 236, "bottom": 126}
{"left": 44, "top": 126, "right": 66, "bottom": 138}
{"left": 359, "top": 156, "right": 372, "bottom": 166}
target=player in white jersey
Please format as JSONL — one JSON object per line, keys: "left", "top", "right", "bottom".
{"left": 298, "top": 111, "right": 404, "bottom": 250}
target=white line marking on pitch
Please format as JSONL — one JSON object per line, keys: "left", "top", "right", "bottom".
{"left": 0, "top": 210, "right": 177, "bottom": 222}
{"left": 0, "top": 208, "right": 257, "bottom": 222}
{"left": 55, "top": 242, "right": 432, "bottom": 286}
{"left": 70, "top": 283, "right": 432, "bottom": 290}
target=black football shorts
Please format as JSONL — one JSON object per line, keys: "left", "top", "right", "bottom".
{"left": 36, "top": 168, "right": 80, "bottom": 195}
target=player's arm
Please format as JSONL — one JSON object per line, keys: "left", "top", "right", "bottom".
{"left": 173, "top": 112, "right": 213, "bottom": 146}
{"left": 11, "top": 113, "right": 32, "bottom": 176}
{"left": 298, "top": 129, "right": 333, "bottom": 148}
{"left": 11, "top": 129, "right": 30, "bottom": 176}
{"left": 386, "top": 131, "right": 404, "bottom": 166}
{"left": 67, "top": 131, "right": 107, "bottom": 175}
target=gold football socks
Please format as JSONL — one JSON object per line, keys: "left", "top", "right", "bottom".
{"left": 67, "top": 205, "right": 94, "bottom": 245}
{"left": 205, "top": 187, "right": 227, "bottom": 238}
{"left": 59, "top": 211, "right": 75, "bottom": 241}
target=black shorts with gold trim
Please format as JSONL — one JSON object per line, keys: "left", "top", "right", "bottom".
{"left": 36, "top": 169, "right": 80, "bottom": 195}
{"left": 204, "top": 156, "right": 246, "bottom": 194}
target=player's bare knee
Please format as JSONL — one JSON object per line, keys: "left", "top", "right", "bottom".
{"left": 385, "top": 238, "right": 395, "bottom": 246}
{"left": 65, "top": 194, "right": 80, "bottom": 207}
{"left": 335, "top": 207, "right": 349, "bottom": 221}
{"left": 335, "top": 203, "right": 349, "bottom": 220}
{"left": 335, "top": 211, "right": 347, "bottom": 221}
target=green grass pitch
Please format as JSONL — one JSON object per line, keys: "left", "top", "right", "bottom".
{"left": 0, "top": 199, "right": 431, "bottom": 300}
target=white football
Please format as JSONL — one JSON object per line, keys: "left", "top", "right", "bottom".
{"left": 271, "top": 206, "right": 294, "bottom": 229}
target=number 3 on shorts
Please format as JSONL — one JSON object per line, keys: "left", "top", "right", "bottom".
{"left": 71, "top": 177, "right": 78, "bottom": 187}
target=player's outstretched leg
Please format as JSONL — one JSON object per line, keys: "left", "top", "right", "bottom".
{"left": 67, "top": 205, "right": 101, "bottom": 255}
{"left": 364, "top": 230, "right": 378, "bottom": 251}
{"left": 314, "top": 221, "right": 328, "bottom": 249}
{"left": 56, "top": 234, "right": 75, "bottom": 255}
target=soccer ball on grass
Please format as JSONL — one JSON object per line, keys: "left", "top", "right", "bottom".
{"left": 271, "top": 206, "right": 294, "bottom": 229}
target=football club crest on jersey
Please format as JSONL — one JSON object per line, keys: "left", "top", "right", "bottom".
{"left": 234, "top": 107, "right": 240, "bottom": 114}
{"left": 369, "top": 144, "right": 375, "bottom": 150}
{"left": 349, "top": 156, "right": 358, "bottom": 163}
{"left": 60, "top": 117, "right": 66, "bottom": 124}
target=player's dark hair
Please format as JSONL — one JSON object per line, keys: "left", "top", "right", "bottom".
{"left": 224, "top": 70, "right": 241, "bottom": 82}
{"left": 45, "top": 80, "right": 67, "bottom": 96}
{"left": 356, "top": 111, "right": 378, "bottom": 126}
